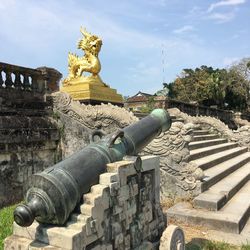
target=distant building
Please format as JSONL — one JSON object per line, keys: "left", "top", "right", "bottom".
{"left": 124, "top": 91, "right": 166, "bottom": 111}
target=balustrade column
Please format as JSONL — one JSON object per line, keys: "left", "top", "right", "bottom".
{"left": 23, "top": 74, "right": 30, "bottom": 90}
{"left": 14, "top": 72, "right": 22, "bottom": 89}
{"left": 0, "top": 72, "right": 3, "bottom": 88}
{"left": 0, "top": 62, "right": 62, "bottom": 95}
{"left": 5, "top": 70, "right": 13, "bottom": 88}
{"left": 31, "top": 75, "right": 38, "bottom": 92}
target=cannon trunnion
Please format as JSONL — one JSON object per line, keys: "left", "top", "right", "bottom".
{"left": 14, "top": 109, "right": 171, "bottom": 227}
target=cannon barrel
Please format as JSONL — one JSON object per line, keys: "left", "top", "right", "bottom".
{"left": 14, "top": 109, "right": 171, "bottom": 227}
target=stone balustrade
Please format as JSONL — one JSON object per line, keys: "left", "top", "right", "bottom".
{"left": 166, "top": 98, "right": 234, "bottom": 120}
{"left": 0, "top": 62, "right": 46, "bottom": 93}
{"left": 0, "top": 62, "right": 62, "bottom": 94}
{"left": 165, "top": 98, "right": 237, "bottom": 128}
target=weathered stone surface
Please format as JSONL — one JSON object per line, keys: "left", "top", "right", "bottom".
{"left": 4, "top": 235, "right": 32, "bottom": 250}
{"left": 52, "top": 92, "right": 137, "bottom": 158}
{"left": 0, "top": 90, "right": 60, "bottom": 208}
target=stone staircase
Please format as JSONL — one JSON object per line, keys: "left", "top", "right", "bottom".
{"left": 167, "top": 129, "right": 250, "bottom": 237}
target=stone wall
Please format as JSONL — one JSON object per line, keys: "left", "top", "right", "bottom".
{"left": 0, "top": 120, "right": 60, "bottom": 207}
{"left": 0, "top": 111, "right": 61, "bottom": 207}
{"left": 0, "top": 62, "right": 62, "bottom": 208}
{"left": 5, "top": 156, "right": 165, "bottom": 250}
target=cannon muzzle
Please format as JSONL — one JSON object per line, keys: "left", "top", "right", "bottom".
{"left": 14, "top": 109, "right": 171, "bottom": 226}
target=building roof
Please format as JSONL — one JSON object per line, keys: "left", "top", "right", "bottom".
{"left": 126, "top": 91, "right": 155, "bottom": 102}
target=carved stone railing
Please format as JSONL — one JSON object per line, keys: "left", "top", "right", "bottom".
{"left": 0, "top": 62, "right": 62, "bottom": 115}
{"left": 0, "top": 62, "right": 62, "bottom": 93}
{"left": 0, "top": 62, "right": 46, "bottom": 93}
{"left": 165, "top": 98, "right": 236, "bottom": 128}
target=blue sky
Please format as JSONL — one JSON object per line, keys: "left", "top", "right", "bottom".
{"left": 0, "top": 0, "right": 249, "bottom": 96}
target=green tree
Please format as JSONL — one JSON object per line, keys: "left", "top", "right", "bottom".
{"left": 229, "top": 58, "right": 250, "bottom": 110}
{"left": 172, "top": 66, "right": 227, "bottom": 106}
{"left": 224, "top": 68, "right": 248, "bottom": 110}
{"left": 140, "top": 96, "right": 155, "bottom": 113}
{"left": 163, "top": 64, "right": 249, "bottom": 111}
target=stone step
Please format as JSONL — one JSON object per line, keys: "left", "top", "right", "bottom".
{"left": 66, "top": 213, "right": 92, "bottom": 231}
{"left": 99, "top": 172, "right": 118, "bottom": 185}
{"left": 66, "top": 220, "right": 85, "bottom": 230}
{"left": 193, "top": 146, "right": 248, "bottom": 170}
{"left": 45, "top": 227, "right": 83, "bottom": 249}
{"left": 220, "top": 181, "right": 250, "bottom": 233}
{"left": 201, "top": 152, "right": 250, "bottom": 191}
{"left": 80, "top": 203, "right": 94, "bottom": 216}
{"left": 206, "top": 217, "right": 250, "bottom": 245}
{"left": 192, "top": 134, "right": 220, "bottom": 141}
{"left": 193, "top": 130, "right": 211, "bottom": 135}
{"left": 189, "top": 142, "right": 238, "bottom": 161}
{"left": 167, "top": 202, "right": 239, "bottom": 234}
{"left": 167, "top": 181, "right": 250, "bottom": 234}
{"left": 189, "top": 138, "right": 228, "bottom": 150}
{"left": 90, "top": 184, "right": 108, "bottom": 194}
{"left": 69, "top": 213, "right": 90, "bottom": 224}
{"left": 240, "top": 217, "right": 250, "bottom": 241}
{"left": 83, "top": 193, "right": 100, "bottom": 205}
{"left": 194, "top": 162, "right": 250, "bottom": 210}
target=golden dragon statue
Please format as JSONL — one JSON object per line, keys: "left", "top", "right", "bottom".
{"left": 64, "top": 27, "right": 105, "bottom": 85}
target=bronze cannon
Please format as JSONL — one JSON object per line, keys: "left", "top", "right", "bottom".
{"left": 14, "top": 109, "right": 171, "bottom": 227}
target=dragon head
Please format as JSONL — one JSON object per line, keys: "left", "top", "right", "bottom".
{"left": 78, "top": 27, "right": 102, "bottom": 56}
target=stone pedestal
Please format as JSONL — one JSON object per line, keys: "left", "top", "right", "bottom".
{"left": 60, "top": 77, "right": 123, "bottom": 106}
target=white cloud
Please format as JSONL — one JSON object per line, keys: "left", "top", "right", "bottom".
{"left": 223, "top": 57, "right": 239, "bottom": 66}
{"left": 187, "top": 3, "right": 242, "bottom": 24}
{"left": 207, "top": 12, "right": 235, "bottom": 23}
{"left": 173, "top": 25, "right": 195, "bottom": 34}
{"left": 208, "top": 0, "right": 245, "bottom": 12}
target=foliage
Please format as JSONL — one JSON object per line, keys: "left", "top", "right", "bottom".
{"left": 171, "top": 66, "right": 228, "bottom": 106}
{"left": 228, "top": 58, "right": 250, "bottom": 110}
{"left": 202, "top": 241, "right": 235, "bottom": 250}
{"left": 155, "top": 83, "right": 169, "bottom": 96}
{"left": 224, "top": 68, "right": 249, "bottom": 110}
{"left": 241, "top": 243, "right": 250, "bottom": 250}
{"left": 0, "top": 204, "right": 17, "bottom": 250}
{"left": 140, "top": 96, "right": 155, "bottom": 113}
{"left": 230, "top": 57, "right": 250, "bottom": 81}
{"left": 161, "top": 63, "right": 250, "bottom": 111}
{"left": 186, "top": 240, "right": 250, "bottom": 250}
{"left": 123, "top": 95, "right": 130, "bottom": 101}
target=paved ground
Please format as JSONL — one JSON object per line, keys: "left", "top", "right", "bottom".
{"left": 162, "top": 201, "right": 250, "bottom": 248}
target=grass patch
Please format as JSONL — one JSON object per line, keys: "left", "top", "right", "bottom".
{"left": 203, "top": 240, "right": 237, "bottom": 250}
{"left": 0, "top": 204, "right": 17, "bottom": 250}
{"left": 186, "top": 240, "right": 250, "bottom": 250}
{"left": 241, "top": 243, "right": 250, "bottom": 250}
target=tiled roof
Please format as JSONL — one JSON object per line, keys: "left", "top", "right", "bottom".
{"left": 126, "top": 95, "right": 149, "bottom": 102}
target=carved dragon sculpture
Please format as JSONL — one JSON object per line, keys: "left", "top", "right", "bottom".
{"left": 53, "top": 93, "right": 250, "bottom": 198}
